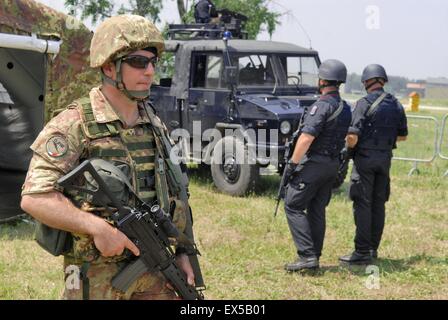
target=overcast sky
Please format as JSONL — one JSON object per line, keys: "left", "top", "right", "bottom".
{"left": 36, "top": 0, "right": 448, "bottom": 80}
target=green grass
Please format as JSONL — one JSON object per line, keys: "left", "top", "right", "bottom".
{"left": 1, "top": 112, "right": 447, "bottom": 300}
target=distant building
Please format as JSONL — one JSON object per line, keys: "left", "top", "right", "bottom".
{"left": 406, "top": 82, "right": 426, "bottom": 98}
{"left": 425, "top": 77, "right": 448, "bottom": 99}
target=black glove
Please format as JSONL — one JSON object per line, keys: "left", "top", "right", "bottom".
{"left": 283, "top": 160, "right": 298, "bottom": 186}
{"left": 339, "top": 147, "right": 354, "bottom": 162}
{"left": 339, "top": 148, "right": 348, "bottom": 162}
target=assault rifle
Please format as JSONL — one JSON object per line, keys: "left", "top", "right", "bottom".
{"left": 57, "top": 159, "right": 204, "bottom": 300}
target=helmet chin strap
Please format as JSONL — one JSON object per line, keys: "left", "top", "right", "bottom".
{"left": 364, "top": 78, "right": 384, "bottom": 91}
{"left": 101, "top": 59, "right": 150, "bottom": 101}
{"left": 318, "top": 80, "right": 339, "bottom": 93}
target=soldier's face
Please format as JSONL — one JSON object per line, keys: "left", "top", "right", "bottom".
{"left": 120, "top": 49, "right": 156, "bottom": 91}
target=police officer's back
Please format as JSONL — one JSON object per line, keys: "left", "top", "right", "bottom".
{"left": 283, "top": 59, "right": 352, "bottom": 272}
{"left": 340, "top": 64, "right": 408, "bottom": 265}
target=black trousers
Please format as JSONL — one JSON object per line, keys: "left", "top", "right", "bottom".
{"left": 349, "top": 149, "right": 391, "bottom": 253}
{"left": 284, "top": 154, "right": 338, "bottom": 258}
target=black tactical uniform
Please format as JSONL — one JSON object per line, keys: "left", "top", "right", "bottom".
{"left": 285, "top": 92, "right": 351, "bottom": 265}
{"left": 340, "top": 64, "right": 408, "bottom": 265}
{"left": 194, "top": 0, "right": 216, "bottom": 23}
{"left": 284, "top": 59, "right": 351, "bottom": 271}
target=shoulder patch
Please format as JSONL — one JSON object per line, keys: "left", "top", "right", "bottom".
{"left": 46, "top": 135, "right": 69, "bottom": 157}
{"left": 310, "top": 105, "right": 318, "bottom": 116}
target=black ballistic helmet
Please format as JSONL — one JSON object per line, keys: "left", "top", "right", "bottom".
{"left": 361, "top": 64, "right": 388, "bottom": 82}
{"left": 318, "top": 59, "right": 347, "bottom": 83}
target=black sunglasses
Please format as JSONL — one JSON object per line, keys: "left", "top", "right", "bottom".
{"left": 121, "top": 55, "right": 159, "bottom": 69}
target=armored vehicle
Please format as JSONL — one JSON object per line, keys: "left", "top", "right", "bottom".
{"left": 150, "top": 21, "right": 321, "bottom": 195}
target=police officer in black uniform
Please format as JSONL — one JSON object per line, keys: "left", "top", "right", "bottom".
{"left": 194, "top": 0, "right": 217, "bottom": 23}
{"left": 284, "top": 59, "right": 352, "bottom": 272}
{"left": 339, "top": 64, "right": 408, "bottom": 265}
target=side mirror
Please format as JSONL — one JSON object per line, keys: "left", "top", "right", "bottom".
{"left": 223, "top": 66, "right": 238, "bottom": 86}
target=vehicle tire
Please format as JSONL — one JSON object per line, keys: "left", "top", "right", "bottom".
{"left": 332, "top": 158, "right": 349, "bottom": 189}
{"left": 211, "top": 136, "right": 259, "bottom": 196}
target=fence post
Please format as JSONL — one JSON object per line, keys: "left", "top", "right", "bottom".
{"left": 438, "top": 113, "right": 448, "bottom": 177}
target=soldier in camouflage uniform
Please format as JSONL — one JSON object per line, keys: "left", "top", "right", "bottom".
{"left": 21, "top": 15, "right": 196, "bottom": 300}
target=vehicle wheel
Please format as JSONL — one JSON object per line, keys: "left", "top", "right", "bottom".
{"left": 211, "top": 136, "right": 259, "bottom": 196}
{"left": 332, "top": 158, "right": 349, "bottom": 189}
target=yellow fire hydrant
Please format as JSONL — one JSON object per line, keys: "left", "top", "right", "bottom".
{"left": 409, "top": 91, "right": 420, "bottom": 112}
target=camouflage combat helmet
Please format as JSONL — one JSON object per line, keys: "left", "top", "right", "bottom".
{"left": 90, "top": 14, "right": 165, "bottom": 100}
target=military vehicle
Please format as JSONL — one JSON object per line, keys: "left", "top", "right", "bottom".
{"left": 150, "top": 15, "right": 322, "bottom": 195}
{"left": 1, "top": 2, "right": 345, "bottom": 222}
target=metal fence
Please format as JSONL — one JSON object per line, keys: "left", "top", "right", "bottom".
{"left": 392, "top": 115, "right": 440, "bottom": 176}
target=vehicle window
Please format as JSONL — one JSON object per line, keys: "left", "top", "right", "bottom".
{"left": 236, "top": 54, "right": 275, "bottom": 86}
{"left": 205, "top": 55, "right": 223, "bottom": 88}
{"left": 156, "top": 52, "right": 175, "bottom": 87}
{"left": 283, "top": 56, "right": 319, "bottom": 87}
{"left": 192, "top": 54, "right": 224, "bottom": 89}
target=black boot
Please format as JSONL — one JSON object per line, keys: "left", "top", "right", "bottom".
{"left": 284, "top": 256, "right": 319, "bottom": 272}
{"left": 370, "top": 249, "right": 378, "bottom": 259}
{"left": 339, "top": 251, "right": 372, "bottom": 265}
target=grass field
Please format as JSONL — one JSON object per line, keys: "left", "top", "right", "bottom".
{"left": 1, "top": 110, "right": 447, "bottom": 300}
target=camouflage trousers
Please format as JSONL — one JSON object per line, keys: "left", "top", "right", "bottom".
{"left": 63, "top": 259, "right": 178, "bottom": 300}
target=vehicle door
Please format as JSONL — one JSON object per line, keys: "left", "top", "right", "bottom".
{"left": 188, "top": 52, "right": 230, "bottom": 140}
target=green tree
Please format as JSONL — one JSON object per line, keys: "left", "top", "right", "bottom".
{"left": 65, "top": 0, "right": 280, "bottom": 38}
{"left": 178, "top": 0, "right": 280, "bottom": 39}
{"left": 215, "top": 0, "right": 280, "bottom": 38}
{"left": 65, "top": 0, "right": 163, "bottom": 24}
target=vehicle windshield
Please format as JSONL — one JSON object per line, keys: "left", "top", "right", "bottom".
{"left": 234, "top": 54, "right": 276, "bottom": 86}
{"left": 232, "top": 53, "right": 319, "bottom": 88}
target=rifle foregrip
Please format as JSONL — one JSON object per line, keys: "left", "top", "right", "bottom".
{"left": 162, "top": 263, "right": 204, "bottom": 300}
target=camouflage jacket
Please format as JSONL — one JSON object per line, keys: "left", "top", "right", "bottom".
{"left": 22, "top": 87, "right": 187, "bottom": 264}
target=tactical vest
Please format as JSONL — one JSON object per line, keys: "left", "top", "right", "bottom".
{"left": 71, "top": 97, "right": 158, "bottom": 209}
{"left": 308, "top": 95, "right": 352, "bottom": 158}
{"left": 38, "top": 97, "right": 203, "bottom": 292}
{"left": 357, "top": 92, "right": 402, "bottom": 151}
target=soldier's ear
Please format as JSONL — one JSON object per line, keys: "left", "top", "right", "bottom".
{"left": 101, "top": 62, "right": 116, "bottom": 80}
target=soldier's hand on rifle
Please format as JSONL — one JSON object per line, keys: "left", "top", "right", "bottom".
{"left": 176, "top": 253, "right": 195, "bottom": 286}
{"left": 92, "top": 219, "right": 140, "bottom": 257}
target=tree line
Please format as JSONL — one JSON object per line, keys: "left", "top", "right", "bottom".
{"left": 64, "top": 0, "right": 281, "bottom": 39}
